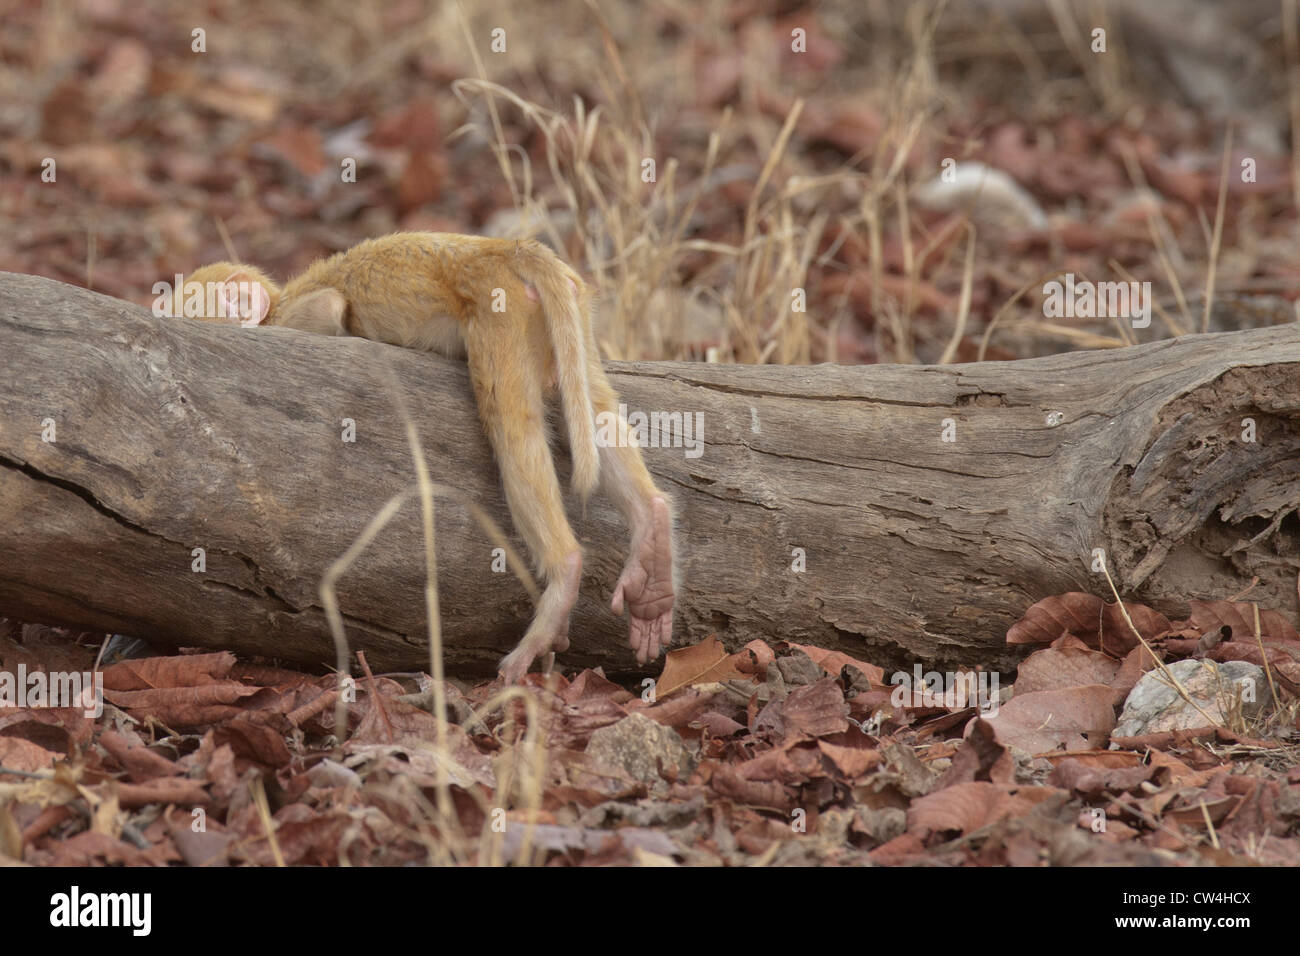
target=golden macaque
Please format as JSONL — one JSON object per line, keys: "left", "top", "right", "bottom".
{"left": 173, "top": 233, "right": 676, "bottom": 682}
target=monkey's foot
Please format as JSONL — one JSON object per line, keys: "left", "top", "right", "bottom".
{"left": 611, "top": 496, "right": 675, "bottom": 664}
{"left": 497, "top": 551, "right": 582, "bottom": 684}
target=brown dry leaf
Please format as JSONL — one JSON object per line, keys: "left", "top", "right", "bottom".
{"left": 345, "top": 712, "right": 496, "bottom": 788}
{"left": 556, "top": 696, "right": 631, "bottom": 746}
{"left": 1048, "top": 759, "right": 1153, "bottom": 796}
{"left": 693, "top": 48, "right": 742, "bottom": 107}
{"left": 908, "top": 781, "right": 1038, "bottom": 837}
{"left": 1137, "top": 155, "right": 1203, "bottom": 206}
{"left": 709, "top": 762, "right": 797, "bottom": 813}
{"left": 104, "top": 682, "right": 262, "bottom": 728}
{"left": 869, "top": 831, "right": 928, "bottom": 864}
{"left": 398, "top": 152, "right": 446, "bottom": 210}
{"left": 780, "top": 677, "right": 850, "bottom": 738}
{"left": 213, "top": 716, "right": 293, "bottom": 767}
{"left": 821, "top": 269, "right": 957, "bottom": 316}
{"left": 188, "top": 76, "right": 279, "bottom": 124}
{"left": 88, "top": 38, "right": 151, "bottom": 106}
{"left": 771, "top": 15, "right": 843, "bottom": 73}
{"left": 1188, "top": 600, "right": 1299, "bottom": 642}
{"left": 44, "top": 831, "right": 146, "bottom": 866}
{"left": 816, "top": 738, "right": 881, "bottom": 778}
{"left": 914, "top": 708, "right": 979, "bottom": 741}
{"left": 1037, "top": 749, "right": 1143, "bottom": 769}
{"left": 113, "top": 778, "right": 211, "bottom": 810}
{"left": 40, "top": 78, "right": 96, "bottom": 144}
{"left": 1164, "top": 795, "right": 1237, "bottom": 828}
{"left": 978, "top": 684, "right": 1117, "bottom": 754}
{"left": 693, "top": 711, "right": 746, "bottom": 737}
{"left": 52, "top": 142, "right": 146, "bottom": 185}
{"left": 0, "top": 707, "right": 96, "bottom": 750}
{"left": 1110, "top": 728, "right": 1233, "bottom": 755}
{"left": 936, "top": 718, "right": 1015, "bottom": 786}
{"left": 782, "top": 642, "right": 885, "bottom": 685}
{"left": 102, "top": 651, "right": 237, "bottom": 690}
{"left": 1007, "top": 592, "right": 1170, "bottom": 654}
{"left": 555, "top": 748, "right": 649, "bottom": 796}
{"left": 169, "top": 820, "right": 232, "bottom": 868}
{"left": 735, "top": 640, "right": 775, "bottom": 675}
{"left": 1112, "top": 645, "right": 1161, "bottom": 704}
{"left": 847, "top": 688, "right": 896, "bottom": 721}
{"left": 797, "top": 97, "right": 882, "bottom": 156}
{"left": 256, "top": 125, "right": 327, "bottom": 177}
{"left": 655, "top": 635, "right": 748, "bottom": 698}
{"left": 639, "top": 685, "right": 722, "bottom": 731}
{"left": 1219, "top": 777, "right": 1285, "bottom": 844}
{"left": 984, "top": 122, "right": 1040, "bottom": 183}
{"left": 368, "top": 96, "right": 441, "bottom": 151}
{"left": 1, "top": 622, "right": 97, "bottom": 673}
{"left": 239, "top": 807, "right": 353, "bottom": 866}
{"left": 1013, "top": 638, "right": 1121, "bottom": 694}
{"left": 1200, "top": 642, "right": 1300, "bottom": 695}
{"left": 562, "top": 669, "right": 635, "bottom": 706}
{"left": 1143, "top": 749, "right": 1210, "bottom": 787}
{"left": 194, "top": 740, "right": 244, "bottom": 806}
{"left": 0, "top": 736, "right": 58, "bottom": 773}
{"left": 731, "top": 741, "right": 822, "bottom": 785}
{"left": 734, "top": 816, "right": 797, "bottom": 858}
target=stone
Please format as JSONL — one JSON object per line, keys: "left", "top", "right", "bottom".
{"left": 1113, "top": 659, "right": 1269, "bottom": 737}
{"left": 586, "top": 712, "right": 695, "bottom": 786}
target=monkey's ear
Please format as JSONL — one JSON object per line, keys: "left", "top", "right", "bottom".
{"left": 220, "top": 271, "right": 272, "bottom": 327}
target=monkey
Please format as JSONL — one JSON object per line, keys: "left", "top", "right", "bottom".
{"left": 170, "top": 233, "right": 676, "bottom": 683}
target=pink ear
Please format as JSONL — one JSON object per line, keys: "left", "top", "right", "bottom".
{"left": 241, "top": 282, "right": 271, "bottom": 327}
{"left": 219, "top": 283, "right": 245, "bottom": 325}
{"left": 221, "top": 272, "right": 271, "bottom": 326}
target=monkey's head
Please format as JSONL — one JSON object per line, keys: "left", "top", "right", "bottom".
{"left": 173, "top": 263, "right": 281, "bottom": 326}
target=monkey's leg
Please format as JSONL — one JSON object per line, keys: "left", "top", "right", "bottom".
{"left": 275, "top": 288, "right": 349, "bottom": 336}
{"left": 465, "top": 322, "right": 585, "bottom": 683}
{"left": 587, "top": 349, "right": 676, "bottom": 664}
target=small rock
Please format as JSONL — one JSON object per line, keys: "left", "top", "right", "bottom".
{"left": 912, "top": 161, "right": 1048, "bottom": 230}
{"left": 1113, "top": 659, "right": 1269, "bottom": 737}
{"left": 586, "top": 712, "right": 695, "bottom": 786}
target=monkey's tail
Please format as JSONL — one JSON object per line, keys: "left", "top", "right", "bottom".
{"left": 511, "top": 243, "right": 601, "bottom": 501}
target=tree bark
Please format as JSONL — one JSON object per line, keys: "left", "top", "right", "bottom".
{"left": 2, "top": 272, "right": 1298, "bottom": 675}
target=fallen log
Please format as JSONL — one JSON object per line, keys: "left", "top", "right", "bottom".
{"left": 1, "top": 272, "right": 1298, "bottom": 675}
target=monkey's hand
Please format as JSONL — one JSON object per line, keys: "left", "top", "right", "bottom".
{"left": 611, "top": 496, "right": 675, "bottom": 664}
